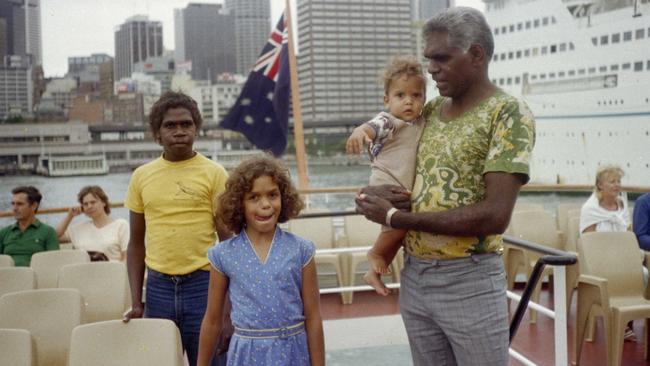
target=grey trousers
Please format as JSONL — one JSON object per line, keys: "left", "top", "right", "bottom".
{"left": 399, "top": 253, "right": 509, "bottom": 366}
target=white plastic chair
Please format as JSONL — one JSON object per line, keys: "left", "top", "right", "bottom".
{"left": 68, "top": 319, "right": 184, "bottom": 366}
{"left": 0, "top": 328, "right": 34, "bottom": 366}
{"left": 0, "top": 254, "right": 15, "bottom": 267}
{"left": 58, "top": 262, "right": 131, "bottom": 323}
{"left": 30, "top": 250, "right": 89, "bottom": 288}
{"left": 0, "top": 288, "right": 83, "bottom": 366}
{"left": 0, "top": 267, "right": 36, "bottom": 297}
{"left": 288, "top": 214, "right": 346, "bottom": 303}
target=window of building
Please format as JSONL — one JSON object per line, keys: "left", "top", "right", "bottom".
{"left": 568, "top": 70, "right": 576, "bottom": 76}
{"left": 569, "top": 42, "right": 575, "bottom": 50}
{"left": 550, "top": 44, "right": 557, "bottom": 53}
{"left": 611, "top": 64, "right": 619, "bottom": 71}
{"left": 599, "top": 65, "right": 607, "bottom": 72}
{"left": 509, "top": 24, "right": 515, "bottom": 32}
{"left": 542, "top": 17, "right": 549, "bottom": 26}
{"left": 524, "top": 49, "right": 531, "bottom": 57}
{"left": 534, "top": 19, "right": 540, "bottom": 27}
{"left": 634, "top": 29, "right": 643, "bottom": 39}
{"left": 551, "top": 16, "right": 557, "bottom": 24}
{"left": 525, "top": 20, "right": 531, "bottom": 29}
{"left": 495, "top": 27, "right": 500, "bottom": 35}
{"left": 588, "top": 67, "right": 596, "bottom": 74}
{"left": 516, "top": 50, "right": 522, "bottom": 58}
{"left": 559, "top": 71, "right": 566, "bottom": 77}
{"left": 647, "top": 60, "right": 650, "bottom": 70}
{"left": 600, "top": 35, "right": 609, "bottom": 45}
{"left": 634, "top": 61, "right": 643, "bottom": 71}
{"left": 622, "top": 62, "right": 631, "bottom": 70}
{"left": 559, "top": 43, "right": 567, "bottom": 52}
{"left": 517, "top": 22, "right": 523, "bottom": 31}
{"left": 541, "top": 46, "right": 548, "bottom": 55}
{"left": 508, "top": 51, "right": 514, "bottom": 59}
{"left": 500, "top": 53, "right": 506, "bottom": 60}
{"left": 549, "top": 72, "right": 556, "bottom": 78}
{"left": 501, "top": 26, "right": 507, "bottom": 33}
{"left": 515, "top": 76, "right": 521, "bottom": 84}
{"left": 540, "top": 73, "right": 546, "bottom": 79}
{"left": 531, "top": 74, "right": 538, "bottom": 80}
{"left": 507, "top": 77, "right": 512, "bottom": 85}
{"left": 592, "top": 37, "right": 598, "bottom": 45}
{"left": 612, "top": 33, "right": 621, "bottom": 43}
{"left": 623, "top": 31, "right": 632, "bottom": 42}
{"left": 578, "top": 68, "right": 586, "bottom": 75}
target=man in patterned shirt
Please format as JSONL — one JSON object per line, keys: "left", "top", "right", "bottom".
{"left": 355, "top": 7, "right": 535, "bottom": 366}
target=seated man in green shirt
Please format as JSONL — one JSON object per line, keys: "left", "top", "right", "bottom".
{"left": 0, "top": 186, "right": 59, "bottom": 266}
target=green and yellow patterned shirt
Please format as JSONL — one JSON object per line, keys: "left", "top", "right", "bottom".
{"left": 404, "top": 90, "right": 535, "bottom": 260}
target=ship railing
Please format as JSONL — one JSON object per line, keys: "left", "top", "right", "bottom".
{"left": 299, "top": 210, "right": 577, "bottom": 366}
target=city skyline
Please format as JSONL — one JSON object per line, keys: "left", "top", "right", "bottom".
{"left": 41, "top": 0, "right": 482, "bottom": 78}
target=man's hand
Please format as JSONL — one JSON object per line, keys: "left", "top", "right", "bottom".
{"left": 122, "top": 302, "right": 144, "bottom": 322}
{"left": 358, "top": 185, "right": 411, "bottom": 210}
{"left": 355, "top": 193, "right": 397, "bottom": 225}
{"left": 346, "top": 127, "right": 372, "bottom": 155}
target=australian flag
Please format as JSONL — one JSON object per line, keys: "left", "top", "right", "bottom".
{"left": 220, "top": 12, "right": 290, "bottom": 156}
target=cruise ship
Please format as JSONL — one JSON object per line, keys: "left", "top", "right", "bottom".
{"left": 484, "top": 0, "right": 650, "bottom": 187}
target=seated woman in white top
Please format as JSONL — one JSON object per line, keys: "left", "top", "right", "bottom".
{"left": 56, "top": 185, "right": 129, "bottom": 261}
{"left": 580, "top": 165, "right": 630, "bottom": 234}
{"left": 580, "top": 165, "right": 637, "bottom": 340}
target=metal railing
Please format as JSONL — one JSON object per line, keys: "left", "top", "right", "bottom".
{"left": 300, "top": 210, "right": 577, "bottom": 366}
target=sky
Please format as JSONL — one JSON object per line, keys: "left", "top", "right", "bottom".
{"left": 41, "top": 0, "right": 484, "bottom": 78}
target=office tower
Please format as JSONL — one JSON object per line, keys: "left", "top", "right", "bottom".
{"left": 0, "top": 0, "right": 41, "bottom": 65}
{"left": 174, "top": 3, "right": 235, "bottom": 82}
{"left": 114, "top": 15, "right": 163, "bottom": 81}
{"left": 67, "top": 53, "right": 113, "bottom": 95}
{"left": 412, "top": 0, "right": 454, "bottom": 21}
{"left": 297, "top": 0, "right": 413, "bottom": 124}
{"left": 224, "top": 0, "right": 270, "bottom": 75}
{"left": 0, "top": 55, "right": 32, "bottom": 118}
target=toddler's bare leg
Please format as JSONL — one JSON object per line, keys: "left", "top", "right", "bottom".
{"left": 364, "top": 229, "right": 406, "bottom": 296}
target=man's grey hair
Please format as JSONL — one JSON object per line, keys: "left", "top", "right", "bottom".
{"left": 423, "top": 7, "right": 494, "bottom": 60}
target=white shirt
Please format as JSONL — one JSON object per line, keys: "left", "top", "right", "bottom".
{"left": 66, "top": 219, "right": 129, "bottom": 261}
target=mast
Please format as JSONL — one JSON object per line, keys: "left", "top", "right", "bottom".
{"left": 285, "top": 0, "right": 310, "bottom": 189}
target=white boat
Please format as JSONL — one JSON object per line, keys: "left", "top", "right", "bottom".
{"left": 36, "top": 154, "right": 109, "bottom": 177}
{"left": 484, "top": 0, "right": 650, "bottom": 186}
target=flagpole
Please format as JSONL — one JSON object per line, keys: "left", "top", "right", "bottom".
{"left": 285, "top": 0, "right": 310, "bottom": 189}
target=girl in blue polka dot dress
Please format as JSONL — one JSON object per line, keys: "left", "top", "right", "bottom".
{"left": 198, "top": 155, "right": 324, "bottom": 366}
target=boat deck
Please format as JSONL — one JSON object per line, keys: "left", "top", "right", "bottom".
{"left": 320, "top": 288, "right": 650, "bottom": 365}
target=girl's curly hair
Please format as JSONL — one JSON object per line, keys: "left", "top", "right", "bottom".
{"left": 218, "top": 155, "right": 304, "bottom": 233}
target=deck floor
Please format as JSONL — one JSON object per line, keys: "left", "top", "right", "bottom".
{"left": 321, "top": 288, "right": 650, "bottom": 366}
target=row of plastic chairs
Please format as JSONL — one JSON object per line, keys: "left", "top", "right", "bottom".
{"left": 287, "top": 213, "right": 400, "bottom": 304}
{"left": 0, "top": 261, "right": 130, "bottom": 324}
{"left": 0, "top": 290, "right": 183, "bottom": 366}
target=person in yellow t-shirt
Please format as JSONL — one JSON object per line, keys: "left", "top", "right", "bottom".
{"left": 122, "top": 91, "right": 231, "bottom": 366}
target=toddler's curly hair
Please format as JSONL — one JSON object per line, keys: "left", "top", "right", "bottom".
{"left": 381, "top": 55, "right": 426, "bottom": 95}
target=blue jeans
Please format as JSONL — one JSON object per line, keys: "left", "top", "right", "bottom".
{"left": 146, "top": 268, "right": 227, "bottom": 366}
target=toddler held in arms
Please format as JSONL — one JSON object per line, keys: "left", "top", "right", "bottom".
{"left": 346, "top": 55, "right": 426, "bottom": 295}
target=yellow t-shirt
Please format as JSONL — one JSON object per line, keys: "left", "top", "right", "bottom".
{"left": 125, "top": 153, "right": 228, "bottom": 274}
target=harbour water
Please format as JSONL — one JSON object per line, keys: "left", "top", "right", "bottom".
{"left": 0, "top": 163, "right": 628, "bottom": 228}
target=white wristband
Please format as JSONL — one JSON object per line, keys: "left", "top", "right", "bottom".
{"left": 385, "top": 207, "right": 399, "bottom": 228}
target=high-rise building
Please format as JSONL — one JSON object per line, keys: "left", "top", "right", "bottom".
{"left": 0, "top": 54, "right": 32, "bottom": 119}
{"left": 174, "top": 3, "right": 235, "bottom": 82}
{"left": 297, "top": 0, "right": 414, "bottom": 124}
{"left": 114, "top": 15, "right": 163, "bottom": 81}
{"left": 412, "top": 0, "right": 454, "bottom": 21}
{"left": 224, "top": 0, "right": 270, "bottom": 75}
{"left": 0, "top": 0, "right": 41, "bottom": 65}
{"left": 67, "top": 53, "right": 113, "bottom": 95}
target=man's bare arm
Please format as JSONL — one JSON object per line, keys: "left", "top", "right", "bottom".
{"left": 356, "top": 172, "right": 524, "bottom": 237}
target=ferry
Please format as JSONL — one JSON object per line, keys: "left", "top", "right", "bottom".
{"left": 36, "top": 154, "right": 109, "bottom": 177}
{"left": 485, "top": 0, "right": 650, "bottom": 187}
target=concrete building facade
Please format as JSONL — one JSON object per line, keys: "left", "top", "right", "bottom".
{"left": 114, "top": 15, "right": 163, "bottom": 81}
{"left": 174, "top": 3, "right": 235, "bottom": 82}
{"left": 297, "top": 0, "right": 414, "bottom": 124}
{"left": 224, "top": 0, "right": 270, "bottom": 75}
{"left": 0, "top": 0, "right": 41, "bottom": 65}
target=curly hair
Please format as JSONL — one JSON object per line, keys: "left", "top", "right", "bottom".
{"left": 148, "top": 91, "right": 203, "bottom": 135}
{"left": 218, "top": 155, "right": 304, "bottom": 234}
{"left": 77, "top": 185, "right": 111, "bottom": 215}
{"left": 381, "top": 55, "right": 426, "bottom": 95}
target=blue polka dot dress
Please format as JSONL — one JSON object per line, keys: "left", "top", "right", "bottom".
{"left": 208, "top": 227, "right": 316, "bottom": 366}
